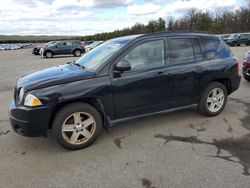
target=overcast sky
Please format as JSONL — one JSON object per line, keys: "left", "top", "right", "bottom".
{"left": 0, "top": 0, "right": 247, "bottom": 36}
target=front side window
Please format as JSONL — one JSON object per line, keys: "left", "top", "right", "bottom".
{"left": 65, "top": 42, "right": 72, "bottom": 46}
{"left": 123, "top": 40, "right": 165, "bottom": 71}
{"left": 169, "top": 38, "right": 195, "bottom": 64}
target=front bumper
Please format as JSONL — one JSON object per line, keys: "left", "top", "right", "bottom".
{"left": 9, "top": 100, "right": 53, "bottom": 137}
{"left": 243, "top": 64, "right": 250, "bottom": 76}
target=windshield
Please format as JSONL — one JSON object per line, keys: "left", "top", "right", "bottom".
{"left": 46, "top": 41, "right": 56, "bottom": 47}
{"left": 75, "top": 37, "right": 134, "bottom": 70}
{"left": 228, "top": 34, "right": 239, "bottom": 39}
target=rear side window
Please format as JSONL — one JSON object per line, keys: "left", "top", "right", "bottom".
{"left": 192, "top": 39, "right": 203, "bottom": 61}
{"left": 169, "top": 38, "right": 194, "bottom": 64}
{"left": 169, "top": 38, "right": 203, "bottom": 64}
{"left": 203, "top": 38, "right": 220, "bottom": 60}
{"left": 203, "top": 37, "right": 233, "bottom": 59}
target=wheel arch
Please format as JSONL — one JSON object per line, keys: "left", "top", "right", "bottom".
{"left": 44, "top": 49, "right": 54, "bottom": 55}
{"left": 211, "top": 78, "right": 231, "bottom": 94}
{"left": 48, "top": 97, "right": 108, "bottom": 129}
{"left": 72, "top": 48, "right": 82, "bottom": 53}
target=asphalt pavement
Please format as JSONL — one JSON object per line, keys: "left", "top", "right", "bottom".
{"left": 0, "top": 47, "right": 250, "bottom": 188}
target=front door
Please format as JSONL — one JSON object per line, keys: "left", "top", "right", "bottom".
{"left": 112, "top": 39, "right": 170, "bottom": 119}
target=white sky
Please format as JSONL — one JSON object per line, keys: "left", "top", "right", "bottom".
{"left": 0, "top": 0, "right": 246, "bottom": 36}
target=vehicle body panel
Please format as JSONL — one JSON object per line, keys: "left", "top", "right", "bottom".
{"left": 9, "top": 32, "right": 241, "bottom": 137}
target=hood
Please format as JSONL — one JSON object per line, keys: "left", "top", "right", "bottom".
{"left": 17, "top": 64, "right": 95, "bottom": 91}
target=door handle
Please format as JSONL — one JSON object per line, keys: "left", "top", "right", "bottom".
{"left": 155, "top": 72, "right": 169, "bottom": 77}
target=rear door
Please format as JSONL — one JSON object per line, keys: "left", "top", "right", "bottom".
{"left": 64, "top": 41, "right": 73, "bottom": 54}
{"left": 164, "top": 36, "right": 208, "bottom": 108}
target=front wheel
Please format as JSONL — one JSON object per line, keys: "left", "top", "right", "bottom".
{"left": 45, "top": 51, "right": 53, "bottom": 58}
{"left": 198, "top": 82, "right": 227, "bottom": 116}
{"left": 52, "top": 103, "right": 102, "bottom": 150}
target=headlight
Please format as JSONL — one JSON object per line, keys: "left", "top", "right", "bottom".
{"left": 18, "top": 88, "right": 24, "bottom": 103}
{"left": 24, "top": 94, "right": 42, "bottom": 107}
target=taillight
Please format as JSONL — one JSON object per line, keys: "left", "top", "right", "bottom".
{"left": 235, "top": 57, "right": 240, "bottom": 76}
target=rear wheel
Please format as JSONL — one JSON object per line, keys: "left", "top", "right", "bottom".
{"left": 198, "top": 82, "right": 227, "bottom": 116}
{"left": 52, "top": 103, "right": 102, "bottom": 150}
{"left": 73, "top": 49, "right": 81, "bottom": 57}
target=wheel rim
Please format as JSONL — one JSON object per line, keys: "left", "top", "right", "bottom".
{"left": 206, "top": 88, "right": 225, "bottom": 113}
{"left": 62, "top": 112, "right": 96, "bottom": 145}
{"left": 75, "top": 50, "right": 81, "bottom": 56}
{"left": 46, "top": 52, "right": 52, "bottom": 58}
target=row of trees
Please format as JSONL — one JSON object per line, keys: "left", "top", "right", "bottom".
{"left": 1, "top": 3, "right": 250, "bottom": 43}
{"left": 167, "top": 6, "right": 250, "bottom": 34}
{"left": 80, "top": 18, "right": 166, "bottom": 41}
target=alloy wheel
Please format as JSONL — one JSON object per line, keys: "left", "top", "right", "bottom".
{"left": 62, "top": 112, "right": 96, "bottom": 145}
{"left": 206, "top": 88, "right": 225, "bottom": 113}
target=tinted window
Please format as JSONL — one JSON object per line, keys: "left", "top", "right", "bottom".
{"left": 192, "top": 39, "right": 203, "bottom": 61}
{"left": 124, "top": 40, "right": 164, "bottom": 71}
{"left": 203, "top": 37, "right": 232, "bottom": 59}
{"left": 203, "top": 38, "right": 220, "bottom": 59}
{"left": 56, "top": 41, "right": 65, "bottom": 46}
{"left": 65, "top": 42, "right": 72, "bottom": 46}
{"left": 169, "top": 38, "right": 194, "bottom": 64}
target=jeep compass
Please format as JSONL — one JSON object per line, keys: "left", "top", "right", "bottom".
{"left": 9, "top": 32, "right": 241, "bottom": 150}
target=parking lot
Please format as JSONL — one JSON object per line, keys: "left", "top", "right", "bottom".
{"left": 0, "top": 47, "right": 250, "bottom": 188}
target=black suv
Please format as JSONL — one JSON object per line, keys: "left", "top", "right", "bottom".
{"left": 41, "top": 40, "right": 85, "bottom": 58}
{"left": 9, "top": 32, "right": 241, "bottom": 150}
{"left": 225, "top": 33, "right": 250, "bottom": 47}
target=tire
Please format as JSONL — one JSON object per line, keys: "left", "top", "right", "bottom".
{"left": 243, "top": 73, "right": 250, "bottom": 82}
{"left": 231, "top": 42, "right": 237, "bottom": 47}
{"left": 45, "top": 51, "right": 53, "bottom": 58}
{"left": 73, "top": 49, "right": 81, "bottom": 57}
{"left": 52, "top": 102, "right": 102, "bottom": 150}
{"left": 198, "top": 82, "right": 228, "bottom": 117}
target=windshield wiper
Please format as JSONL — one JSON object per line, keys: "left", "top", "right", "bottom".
{"left": 73, "top": 62, "right": 85, "bottom": 69}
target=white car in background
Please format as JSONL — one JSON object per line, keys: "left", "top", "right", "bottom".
{"left": 85, "top": 41, "right": 103, "bottom": 52}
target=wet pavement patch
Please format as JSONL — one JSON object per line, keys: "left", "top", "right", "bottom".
{"left": 0, "top": 130, "right": 9, "bottom": 136}
{"left": 223, "top": 118, "right": 233, "bottom": 133}
{"left": 141, "top": 178, "right": 156, "bottom": 188}
{"left": 154, "top": 133, "right": 250, "bottom": 176}
{"left": 229, "top": 98, "right": 250, "bottom": 131}
{"left": 189, "top": 122, "right": 206, "bottom": 132}
{"left": 113, "top": 135, "right": 126, "bottom": 149}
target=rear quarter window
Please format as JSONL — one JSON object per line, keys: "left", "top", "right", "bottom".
{"left": 203, "top": 37, "right": 233, "bottom": 59}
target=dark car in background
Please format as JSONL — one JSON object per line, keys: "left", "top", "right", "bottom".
{"left": 225, "top": 34, "right": 250, "bottom": 47}
{"left": 9, "top": 32, "right": 241, "bottom": 150}
{"left": 40, "top": 40, "right": 85, "bottom": 58}
{"left": 32, "top": 41, "right": 56, "bottom": 55}
{"left": 243, "top": 50, "right": 250, "bottom": 81}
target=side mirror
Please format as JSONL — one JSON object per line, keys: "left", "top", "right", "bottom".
{"left": 115, "top": 60, "right": 131, "bottom": 72}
